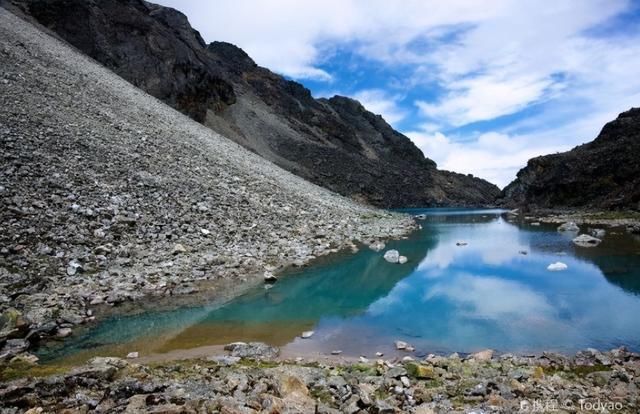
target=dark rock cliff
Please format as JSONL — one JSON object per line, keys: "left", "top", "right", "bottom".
{"left": 501, "top": 108, "right": 640, "bottom": 210}
{"left": 9, "top": 0, "right": 500, "bottom": 208}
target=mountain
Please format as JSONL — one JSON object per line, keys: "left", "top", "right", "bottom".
{"left": 0, "top": 6, "right": 413, "bottom": 335}
{"left": 8, "top": 0, "right": 500, "bottom": 208}
{"left": 502, "top": 108, "right": 640, "bottom": 210}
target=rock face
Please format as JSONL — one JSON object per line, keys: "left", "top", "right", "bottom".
{"left": 9, "top": 0, "right": 500, "bottom": 208}
{"left": 0, "top": 8, "right": 414, "bottom": 353}
{"left": 9, "top": 0, "right": 235, "bottom": 123}
{"left": 502, "top": 108, "right": 640, "bottom": 210}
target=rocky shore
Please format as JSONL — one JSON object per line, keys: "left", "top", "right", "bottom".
{"left": 0, "top": 8, "right": 414, "bottom": 363}
{"left": 2, "top": 343, "right": 639, "bottom": 413}
{"left": 508, "top": 209, "right": 640, "bottom": 234}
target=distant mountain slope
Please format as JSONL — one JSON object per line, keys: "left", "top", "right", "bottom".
{"left": 502, "top": 108, "right": 640, "bottom": 210}
{"left": 9, "top": 0, "right": 500, "bottom": 208}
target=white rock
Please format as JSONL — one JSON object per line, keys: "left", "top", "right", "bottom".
{"left": 200, "top": 228, "right": 211, "bottom": 235}
{"left": 359, "top": 356, "right": 369, "bottom": 363}
{"left": 398, "top": 256, "right": 408, "bottom": 264}
{"left": 56, "top": 328, "right": 72, "bottom": 338}
{"left": 557, "top": 222, "right": 580, "bottom": 232}
{"left": 547, "top": 262, "right": 568, "bottom": 271}
{"left": 126, "top": 352, "right": 139, "bottom": 359}
{"left": 301, "top": 330, "right": 314, "bottom": 339}
{"left": 375, "top": 352, "right": 384, "bottom": 357}
{"left": 400, "top": 376, "right": 411, "bottom": 387}
{"left": 573, "top": 234, "right": 602, "bottom": 248}
{"left": 172, "top": 243, "right": 187, "bottom": 254}
{"left": 369, "top": 241, "right": 386, "bottom": 252}
{"left": 383, "top": 250, "right": 400, "bottom": 263}
{"left": 531, "top": 222, "right": 541, "bottom": 226}
{"left": 331, "top": 350, "right": 342, "bottom": 355}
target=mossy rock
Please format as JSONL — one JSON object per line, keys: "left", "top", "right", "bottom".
{"left": 406, "top": 362, "right": 436, "bottom": 379}
{"left": 0, "top": 308, "right": 28, "bottom": 337}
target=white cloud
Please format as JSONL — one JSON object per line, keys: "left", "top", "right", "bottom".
{"left": 425, "top": 275, "right": 554, "bottom": 320}
{"left": 405, "top": 129, "right": 570, "bottom": 188}
{"left": 416, "top": 75, "right": 555, "bottom": 126}
{"left": 155, "top": 0, "right": 640, "bottom": 185}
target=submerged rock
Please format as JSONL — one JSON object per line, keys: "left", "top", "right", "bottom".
{"left": 383, "top": 250, "right": 400, "bottom": 263}
{"left": 558, "top": 222, "right": 580, "bottom": 232}
{"left": 395, "top": 340, "right": 410, "bottom": 350}
{"left": 573, "top": 234, "right": 602, "bottom": 247}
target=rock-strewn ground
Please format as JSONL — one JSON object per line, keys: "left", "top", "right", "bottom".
{"left": 0, "top": 8, "right": 414, "bottom": 359}
{"left": 1, "top": 345, "right": 639, "bottom": 413}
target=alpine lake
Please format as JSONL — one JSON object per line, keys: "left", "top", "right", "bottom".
{"left": 37, "top": 208, "right": 640, "bottom": 365}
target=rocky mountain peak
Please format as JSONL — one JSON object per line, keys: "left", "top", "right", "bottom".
{"left": 207, "top": 41, "right": 257, "bottom": 72}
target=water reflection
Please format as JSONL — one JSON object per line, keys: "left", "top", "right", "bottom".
{"left": 40, "top": 209, "right": 640, "bottom": 363}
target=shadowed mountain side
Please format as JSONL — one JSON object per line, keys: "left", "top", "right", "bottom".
{"left": 501, "top": 108, "right": 640, "bottom": 210}
{"left": 8, "top": 0, "right": 500, "bottom": 208}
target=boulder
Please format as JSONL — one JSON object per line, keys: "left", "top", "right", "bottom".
{"left": 590, "top": 228, "right": 606, "bottom": 238}
{"left": 300, "top": 330, "right": 314, "bottom": 339}
{"left": 398, "top": 256, "right": 408, "bottom": 264}
{"left": 383, "top": 250, "right": 400, "bottom": 263}
{"left": 471, "top": 349, "right": 494, "bottom": 361}
{"left": 573, "top": 234, "right": 602, "bottom": 247}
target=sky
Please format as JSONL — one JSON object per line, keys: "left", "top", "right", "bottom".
{"left": 156, "top": 0, "right": 640, "bottom": 188}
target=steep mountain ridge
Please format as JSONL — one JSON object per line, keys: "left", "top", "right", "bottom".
{"left": 502, "top": 108, "right": 640, "bottom": 210}
{"left": 8, "top": 0, "right": 500, "bottom": 208}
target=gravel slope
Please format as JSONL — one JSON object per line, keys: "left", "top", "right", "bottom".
{"left": 0, "top": 8, "right": 413, "bottom": 347}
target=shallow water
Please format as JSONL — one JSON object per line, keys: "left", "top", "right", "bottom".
{"left": 39, "top": 208, "right": 640, "bottom": 364}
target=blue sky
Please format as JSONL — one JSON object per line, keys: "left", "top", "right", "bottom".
{"left": 157, "top": 0, "right": 640, "bottom": 187}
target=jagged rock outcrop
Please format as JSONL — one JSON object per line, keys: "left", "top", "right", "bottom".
{"left": 502, "top": 108, "right": 640, "bottom": 210}
{"left": 9, "top": 0, "right": 500, "bottom": 208}
{"left": 9, "top": 0, "right": 236, "bottom": 122}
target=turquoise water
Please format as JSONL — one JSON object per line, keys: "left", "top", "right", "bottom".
{"left": 39, "top": 208, "right": 640, "bottom": 362}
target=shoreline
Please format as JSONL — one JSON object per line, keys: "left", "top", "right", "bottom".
{"left": 2, "top": 342, "right": 638, "bottom": 413}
